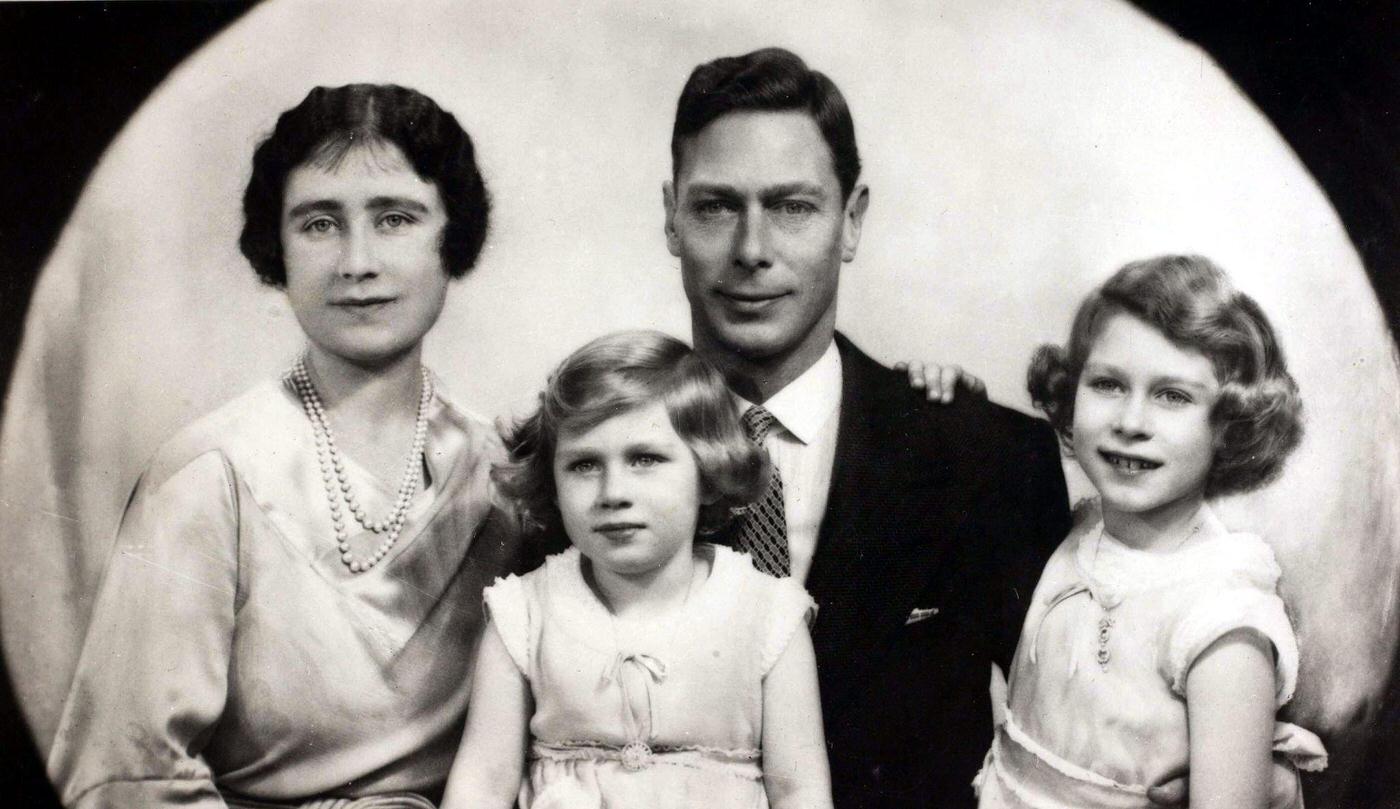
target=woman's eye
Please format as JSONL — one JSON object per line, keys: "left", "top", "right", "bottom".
{"left": 379, "top": 212, "right": 414, "bottom": 230}
{"left": 303, "top": 217, "right": 338, "bottom": 234}
{"left": 1088, "top": 377, "right": 1123, "bottom": 393}
{"left": 565, "top": 459, "right": 598, "bottom": 474}
{"left": 632, "top": 454, "right": 665, "bottom": 468}
{"left": 1158, "top": 388, "right": 1193, "bottom": 406}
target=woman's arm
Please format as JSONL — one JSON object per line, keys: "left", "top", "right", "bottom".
{"left": 47, "top": 452, "right": 239, "bottom": 809}
{"left": 1185, "top": 628, "right": 1277, "bottom": 809}
{"left": 761, "top": 623, "right": 834, "bottom": 809}
{"left": 441, "top": 619, "right": 533, "bottom": 809}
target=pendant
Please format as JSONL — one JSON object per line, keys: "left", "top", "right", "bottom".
{"left": 1097, "top": 614, "right": 1114, "bottom": 670}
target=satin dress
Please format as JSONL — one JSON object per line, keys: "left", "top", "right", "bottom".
{"left": 48, "top": 375, "right": 523, "bottom": 808}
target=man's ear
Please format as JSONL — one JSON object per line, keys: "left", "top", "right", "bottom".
{"left": 841, "top": 184, "right": 870, "bottom": 263}
{"left": 663, "top": 180, "right": 681, "bottom": 258}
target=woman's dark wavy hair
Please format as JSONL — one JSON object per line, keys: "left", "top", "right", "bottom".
{"left": 494, "top": 330, "right": 769, "bottom": 537}
{"left": 671, "top": 47, "right": 861, "bottom": 201}
{"left": 1027, "top": 254, "right": 1303, "bottom": 497}
{"left": 240, "top": 83, "right": 490, "bottom": 286}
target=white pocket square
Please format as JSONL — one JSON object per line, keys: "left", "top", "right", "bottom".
{"left": 905, "top": 606, "right": 940, "bottom": 625}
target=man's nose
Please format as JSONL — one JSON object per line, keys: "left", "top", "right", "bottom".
{"left": 733, "top": 207, "right": 772, "bottom": 271}
{"left": 339, "top": 224, "right": 380, "bottom": 280}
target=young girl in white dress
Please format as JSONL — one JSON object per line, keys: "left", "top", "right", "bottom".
{"left": 975, "top": 255, "right": 1328, "bottom": 809}
{"left": 442, "top": 330, "right": 833, "bottom": 809}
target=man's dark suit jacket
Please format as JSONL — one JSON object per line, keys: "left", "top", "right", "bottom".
{"left": 779, "top": 333, "right": 1071, "bottom": 809}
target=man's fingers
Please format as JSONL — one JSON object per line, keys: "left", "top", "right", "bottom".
{"left": 938, "top": 365, "right": 964, "bottom": 402}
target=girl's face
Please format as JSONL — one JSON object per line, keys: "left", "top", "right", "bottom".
{"left": 1072, "top": 312, "right": 1220, "bottom": 538}
{"left": 281, "top": 141, "right": 450, "bottom": 369}
{"left": 553, "top": 399, "right": 704, "bottom": 578}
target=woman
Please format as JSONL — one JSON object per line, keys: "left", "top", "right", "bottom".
{"left": 47, "top": 84, "right": 523, "bottom": 808}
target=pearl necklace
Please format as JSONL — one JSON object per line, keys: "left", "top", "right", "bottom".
{"left": 288, "top": 356, "right": 432, "bottom": 573}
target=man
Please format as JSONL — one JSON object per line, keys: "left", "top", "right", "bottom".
{"left": 662, "top": 47, "right": 1071, "bottom": 808}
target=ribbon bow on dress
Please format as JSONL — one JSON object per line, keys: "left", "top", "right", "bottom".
{"left": 600, "top": 652, "right": 669, "bottom": 771}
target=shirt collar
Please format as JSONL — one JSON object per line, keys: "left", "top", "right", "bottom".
{"left": 733, "top": 341, "right": 842, "bottom": 445}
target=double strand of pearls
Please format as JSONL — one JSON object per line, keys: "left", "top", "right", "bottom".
{"left": 289, "top": 356, "right": 432, "bottom": 573}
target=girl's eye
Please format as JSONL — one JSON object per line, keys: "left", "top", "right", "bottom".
{"left": 632, "top": 453, "right": 665, "bottom": 468}
{"left": 303, "top": 217, "right": 338, "bottom": 234}
{"left": 1088, "top": 377, "right": 1123, "bottom": 393}
{"left": 565, "top": 459, "right": 598, "bottom": 474}
{"left": 1158, "top": 388, "right": 1193, "bottom": 406}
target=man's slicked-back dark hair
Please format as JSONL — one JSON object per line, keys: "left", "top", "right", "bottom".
{"left": 240, "top": 83, "right": 491, "bottom": 287}
{"left": 671, "top": 47, "right": 861, "bottom": 200}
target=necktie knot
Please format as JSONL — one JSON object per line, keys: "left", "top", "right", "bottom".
{"left": 742, "top": 405, "right": 777, "bottom": 445}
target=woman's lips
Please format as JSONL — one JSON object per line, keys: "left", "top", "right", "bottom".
{"left": 331, "top": 296, "right": 397, "bottom": 311}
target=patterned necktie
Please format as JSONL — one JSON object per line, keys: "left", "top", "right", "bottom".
{"left": 737, "top": 405, "right": 791, "bottom": 577}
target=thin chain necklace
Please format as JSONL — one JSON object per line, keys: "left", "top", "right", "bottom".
{"left": 1090, "top": 516, "right": 1202, "bottom": 670}
{"left": 288, "top": 355, "right": 432, "bottom": 573}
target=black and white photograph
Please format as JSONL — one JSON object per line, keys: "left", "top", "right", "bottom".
{"left": 2, "top": 2, "right": 1398, "bottom": 807}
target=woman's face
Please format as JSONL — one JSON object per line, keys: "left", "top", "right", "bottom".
{"left": 280, "top": 141, "right": 449, "bottom": 369}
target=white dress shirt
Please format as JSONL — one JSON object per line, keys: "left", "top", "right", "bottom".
{"left": 734, "top": 342, "right": 842, "bottom": 584}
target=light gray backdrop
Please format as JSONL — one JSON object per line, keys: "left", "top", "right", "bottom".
{"left": 2, "top": 0, "right": 1397, "bottom": 798}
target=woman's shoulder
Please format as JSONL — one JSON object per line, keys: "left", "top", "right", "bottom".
{"left": 143, "top": 377, "right": 295, "bottom": 487}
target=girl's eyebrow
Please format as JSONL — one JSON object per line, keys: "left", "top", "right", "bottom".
{"left": 1151, "top": 375, "right": 1213, "bottom": 391}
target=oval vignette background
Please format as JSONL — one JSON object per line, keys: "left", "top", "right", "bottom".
{"left": 2, "top": 1, "right": 1398, "bottom": 806}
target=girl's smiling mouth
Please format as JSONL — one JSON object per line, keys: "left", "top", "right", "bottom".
{"left": 1098, "top": 449, "right": 1163, "bottom": 474}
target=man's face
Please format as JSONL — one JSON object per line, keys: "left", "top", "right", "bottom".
{"left": 665, "top": 111, "right": 867, "bottom": 374}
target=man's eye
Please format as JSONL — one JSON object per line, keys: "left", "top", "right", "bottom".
{"left": 692, "top": 200, "right": 733, "bottom": 217}
{"left": 774, "top": 200, "right": 815, "bottom": 216}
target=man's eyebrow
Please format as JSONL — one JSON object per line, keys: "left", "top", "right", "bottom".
{"left": 683, "top": 182, "right": 742, "bottom": 198}
{"left": 285, "top": 199, "right": 343, "bottom": 220}
{"left": 761, "top": 182, "right": 827, "bottom": 199}
{"left": 683, "top": 181, "right": 828, "bottom": 199}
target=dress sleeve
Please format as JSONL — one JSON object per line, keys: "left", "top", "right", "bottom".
{"left": 759, "top": 578, "right": 818, "bottom": 677}
{"left": 47, "top": 451, "right": 239, "bottom": 809}
{"left": 1162, "top": 565, "right": 1300, "bottom": 706}
{"left": 482, "top": 573, "right": 532, "bottom": 677}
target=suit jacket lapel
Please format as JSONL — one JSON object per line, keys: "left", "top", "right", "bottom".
{"left": 805, "top": 335, "right": 965, "bottom": 722}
